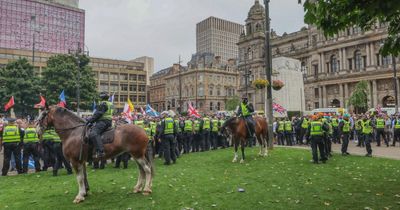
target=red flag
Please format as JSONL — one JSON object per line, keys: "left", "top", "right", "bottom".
{"left": 4, "top": 96, "right": 15, "bottom": 111}
{"left": 57, "top": 101, "right": 66, "bottom": 108}
{"left": 188, "top": 102, "right": 200, "bottom": 118}
{"left": 34, "top": 95, "right": 46, "bottom": 109}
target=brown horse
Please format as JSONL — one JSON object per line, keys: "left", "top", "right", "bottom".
{"left": 35, "top": 106, "right": 153, "bottom": 204}
{"left": 221, "top": 116, "right": 268, "bottom": 163}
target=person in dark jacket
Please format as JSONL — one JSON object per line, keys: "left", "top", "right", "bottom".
{"left": 237, "top": 95, "right": 255, "bottom": 138}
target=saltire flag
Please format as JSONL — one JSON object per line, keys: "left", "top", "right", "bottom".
{"left": 272, "top": 102, "right": 286, "bottom": 114}
{"left": 109, "top": 93, "right": 115, "bottom": 103}
{"left": 123, "top": 103, "right": 133, "bottom": 120}
{"left": 4, "top": 96, "right": 14, "bottom": 111}
{"left": 34, "top": 95, "right": 46, "bottom": 109}
{"left": 127, "top": 98, "right": 134, "bottom": 111}
{"left": 57, "top": 90, "right": 66, "bottom": 108}
{"left": 188, "top": 102, "right": 200, "bottom": 118}
{"left": 140, "top": 106, "right": 146, "bottom": 116}
{"left": 145, "top": 104, "right": 159, "bottom": 117}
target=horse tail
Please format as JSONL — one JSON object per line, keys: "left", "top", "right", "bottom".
{"left": 145, "top": 140, "right": 155, "bottom": 176}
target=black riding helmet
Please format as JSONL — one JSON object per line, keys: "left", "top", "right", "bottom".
{"left": 99, "top": 92, "right": 109, "bottom": 100}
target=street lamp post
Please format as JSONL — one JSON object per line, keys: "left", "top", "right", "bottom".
{"left": 264, "top": 0, "right": 274, "bottom": 148}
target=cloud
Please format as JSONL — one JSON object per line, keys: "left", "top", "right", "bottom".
{"left": 80, "top": 0, "right": 305, "bottom": 71}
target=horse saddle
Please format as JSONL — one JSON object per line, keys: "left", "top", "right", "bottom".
{"left": 84, "top": 126, "right": 115, "bottom": 145}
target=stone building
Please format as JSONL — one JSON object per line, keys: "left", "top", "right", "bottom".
{"left": 0, "top": 48, "right": 148, "bottom": 112}
{"left": 239, "top": 0, "right": 397, "bottom": 112}
{"left": 150, "top": 53, "right": 239, "bottom": 113}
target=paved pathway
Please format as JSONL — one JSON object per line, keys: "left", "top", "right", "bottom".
{"left": 277, "top": 141, "right": 400, "bottom": 160}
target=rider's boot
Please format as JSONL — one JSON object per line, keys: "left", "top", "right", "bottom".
{"left": 94, "top": 135, "right": 105, "bottom": 159}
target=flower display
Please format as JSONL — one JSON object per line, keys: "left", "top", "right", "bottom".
{"left": 252, "top": 79, "right": 269, "bottom": 89}
{"left": 272, "top": 80, "right": 284, "bottom": 90}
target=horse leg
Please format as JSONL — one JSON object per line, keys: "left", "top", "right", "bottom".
{"left": 136, "top": 157, "right": 152, "bottom": 195}
{"left": 73, "top": 163, "right": 86, "bottom": 204}
{"left": 133, "top": 160, "right": 145, "bottom": 193}
{"left": 83, "top": 163, "right": 90, "bottom": 195}
{"left": 240, "top": 140, "right": 245, "bottom": 163}
{"left": 232, "top": 138, "right": 238, "bottom": 163}
{"left": 257, "top": 134, "right": 263, "bottom": 156}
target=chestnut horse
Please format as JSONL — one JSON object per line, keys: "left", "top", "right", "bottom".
{"left": 221, "top": 116, "right": 268, "bottom": 163}
{"left": 35, "top": 106, "right": 153, "bottom": 204}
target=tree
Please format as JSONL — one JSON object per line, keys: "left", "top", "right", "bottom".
{"left": 41, "top": 54, "right": 97, "bottom": 110}
{"left": 348, "top": 81, "right": 369, "bottom": 113}
{"left": 304, "top": 0, "right": 400, "bottom": 56}
{"left": 225, "top": 96, "right": 241, "bottom": 111}
{"left": 0, "top": 58, "right": 41, "bottom": 115}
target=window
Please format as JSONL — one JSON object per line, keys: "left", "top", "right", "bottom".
{"left": 130, "top": 95, "right": 137, "bottom": 102}
{"left": 312, "top": 64, "right": 318, "bottom": 77}
{"left": 314, "top": 88, "right": 319, "bottom": 98}
{"left": 354, "top": 51, "right": 363, "bottom": 70}
{"left": 120, "top": 84, "right": 128, "bottom": 91}
{"left": 217, "top": 102, "right": 221, "bottom": 111}
{"left": 209, "top": 86, "right": 214, "bottom": 95}
{"left": 120, "top": 74, "right": 128, "bottom": 80}
{"left": 198, "top": 86, "right": 204, "bottom": 97}
{"left": 382, "top": 56, "right": 391, "bottom": 67}
{"left": 139, "top": 85, "right": 146, "bottom": 92}
{"left": 330, "top": 55, "right": 338, "bottom": 73}
{"left": 129, "top": 85, "right": 137, "bottom": 92}
{"left": 210, "top": 102, "right": 213, "bottom": 111}
{"left": 376, "top": 54, "right": 381, "bottom": 66}
{"left": 129, "top": 74, "right": 137, "bottom": 81}
{"left": 110, "top": 84, "right": 118, "bottom": 92}
{"left": 119, "top": 95, "right": 127, "bottom": 102}
{"left": 348, "top": 58, "right": 353, "bottom": 70}
{"left": 217, "top": 88, "right": 221, "bottom": 96}
{"left": 138, "top": 75, "right": 145, "bottom": 81}
{"left": 314, "top": 102, "right": 320, "bottom": 109}
{"left": 100, "top": 83, "right": 108, "bottom": 92}
{"left": 100, "top": 72, "right": 108, "bottom": 80}
{"left": 110, "top": 73, "right": 118, "bottom": 80}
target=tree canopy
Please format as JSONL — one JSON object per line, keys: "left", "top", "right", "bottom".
{"left": 225, "top": 96, "right": 241, "bottom": 111}
{"left": 348, "top": 80, "right": 369, "bottom": 113}
{"left": 0, "top": 58, "right": 41, "bottom": 115}
{"left": 304, "top": 0, "right": 400, "bottom": 56}
{"left": 41, "top": 54, "right": 97, "bottom": 110}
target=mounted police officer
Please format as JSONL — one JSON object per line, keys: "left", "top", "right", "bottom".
{"left": 237, "top": 95, "right": 255, "bottom": 139}
{"left": 86, "top": 92, "right": 114, "bottom": 158}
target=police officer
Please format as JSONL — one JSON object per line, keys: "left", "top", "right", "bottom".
{"left": 183, "top": 116, "right": 193, "bottom": 153}
{"left": 339, "top": 114, "right": 351, "bottom": 156}
{"left": 43, "top": 129, "right": 73, "bottom": 176}
{"left": 300, "top": 116, "right": 309, "bottom": 145}
{"left": 87, "top": 92, "right": 114, "bottom": 158}
{"left": 210, "top": 116, "right": 219, "bottom": 150}
{"left": 202, "top": 115, "right": 211, "bottom": 151}
{"left": 1, "top": 118, "right": 23, "bottom": 175}
{"left": 355, "top": 116, "right": 364, "bottom": 147}
{"left": 22, "top": 124, "right": 41, "bottom": 173}
{"left": 362, "top": 116, "right": 373, "bottom": 157}
{"left": 237, "top": 95, "right": 255, "bottom": 139}
{"left": 331, "top": 116, "right": 340, "bottom": 144}
{"left": 375, "top": 114, "right": 388, "bottom": 147}
{"left": 277, "top": 119, "right": 285, "bottom": 145}
{"left": 391, "top": 115, "right": 400, "bottom": 146}
{"left": 284, "top": 118, "right": 293, "bottom": 146}
{"left": 193, "top": 117, "right": 202, "bottom": 152}
{"left": 160, "top": 112, "right": 177, "bottom": 165}
{"left": 307, "top": 115, "right": 329, "bottom": 164}
{"left": 218, "top": 116, "right": 227, "bottom": 148}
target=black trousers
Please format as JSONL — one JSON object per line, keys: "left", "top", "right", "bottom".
{"left": 364, "top": 133, "right": 373, "bottom": 155}
{"left": 162, "top": 134, "right": 176, "bottom": 164}
{"left": 333, "top": 127, "right": 340, "bottom": 143}
{"left": 202, "top": 130, "right": 210, "bottom": 151}
{"left": 310, "top": 136, "right": 326, "bottom": 163}
{"left": 341, "top": 133, "right": 350, "bottom": 154}
{"left": 285, "top": 131, "right": 293, "bottom": 146}
{"left": 22, "top": 142, "right": 41, "bottom": 173}
{"left": 211, "top": 132, "right": 218, "bottom": 149}
{"left": 53, "top": 142, "right": 72, "bottom": 175}
{"left": 2, "top": 142, "right": 23, "bottom": 175}
{"left": 89, "top": 120, "right": 112, "bottom": 152}
{"left": 375, "top": 129, "right": 388, "bottom": 146}
{"left": 295, "top": 129, "right": 302, "bottom": 144}
{"left": 356, "top": 130, "right": 364, "bottom": 147}
{"left": 115, "top": 152, "right": 130, "bottom": 168}
{"left": 183, "top": 132, "right": 192, "bottom": 153}
{"left": 324, "top": 134, "right": 332, "bottom": 156}
{"left": 393, "top": 129, "right": 400, "bottom": 146}
{"left": 42, "top": 141, "right": 55, "bottom": 171}
{"left": 193, "top": 133, "right": 201, "bottom": 152}
{"left": 277, "top": 132, "right": 285, "bottom": 145}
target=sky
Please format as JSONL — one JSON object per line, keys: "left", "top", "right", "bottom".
{"left": 79, "top": 0, "right": 305, "bottom": 71}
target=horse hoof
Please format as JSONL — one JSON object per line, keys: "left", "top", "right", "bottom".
{"left": 232, "top": 159, "right": 237, "bottom": 163}
{"left": 240, "top": 159, "right": 244, "bottom": 164}
{"left": 143, "top": 190, "right": 152, "bottom": 196}
{"left": 73, "top": 196, "right": 85, "bottom": 204}
{"left": 133, "top": 188, "right": 142, "bottom": 194}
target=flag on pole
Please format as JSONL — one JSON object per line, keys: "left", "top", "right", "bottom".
{"left": 127, "top": 98, "right": 134, "bottom": 111}
{"left": 145, "top": 104, "right": 159, "bottom": 117}
{"left": 140, "top": 106, "right": 146, "bottom": 116}
{"left": 4, "top": 96, "right": 14, "bottom": 111}
{"left": 188, "top": 102, "right": 200, "bottom": 118}
{"left": 122, "top": 103, "right": 133, "bottom": 121}
{"left": 57, "top": 90, "right": 66, "bottom": 108}
{"left": 92, "top": 101, "right": 97, "bottom": 113}
{"left": 34, "top": 95, "right": 46, "bottom": 109}
{"left": 272, "top": 102, "right": 286, "bottom": 114}
{"left": 109, "top": 93, "right": 115, "bottom": 103}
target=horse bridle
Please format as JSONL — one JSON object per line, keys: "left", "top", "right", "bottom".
{"left": 37, "top": 109, "right": 85, "bottom": 133}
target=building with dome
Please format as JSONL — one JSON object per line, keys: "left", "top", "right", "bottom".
{"left": 238, "top": 0, "right": 395, "bottom": 112}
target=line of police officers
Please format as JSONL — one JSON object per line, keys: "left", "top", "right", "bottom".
{"left": 1, "top": 118, "right": 72, "bottom": 176}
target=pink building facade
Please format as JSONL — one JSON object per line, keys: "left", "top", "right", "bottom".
{"left": 0, "top": 0, "right": 85, "bottom": 54}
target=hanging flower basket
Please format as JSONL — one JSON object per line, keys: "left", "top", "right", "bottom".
{"left": 272, "top": 80, "right": 284, "bottom": 91}
{"left": 252, "top": 79, "right": 269, "bottom": 90}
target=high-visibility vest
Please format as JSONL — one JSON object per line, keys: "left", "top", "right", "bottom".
{"left": 43, "top": 129, "right": 61, "bottom": 143}
{"left": 241, "top": 103, "right": 250, "bottom": 117}
{"left": 331, "top": 118, "right": 339, "bottom": 127}
{"left": 2, "top": 125, "right": 20, "bottom": 143}
{"left": 203, "top": 118, "right": 210, "bottom": 130}
{"left": 135, "top": 120, "right": 144, "bottom": 128}
{"left": 184, "top": 120, "right": 193, "bottom": 132}
{"left": 362, "top": 120, "right": 372, "bottom": 134}
{"left": 395, "top": 120, "right": 400, "bottom": 129}
{"left": 194, "top": 120, "right": 201, "bottom": 132}
{"left": 212, "top": 120, "right": 219, "bottom": 132}
{"left": 278, "top": 121, "right": 285, "bottom": 132}
{"left": 310, "top": 121, "right": 323, "bottom": 136}
{"left": 376, "top": 118, "right": 385, "bottom": 129}
{"left": 24, "top": 127, "right": 39, "bottom": 143}
{"left": 301, "top": 118, "right": 309, "bottom": 129}
{"left": 144, "top": 127, "right": 152, "bottom": 139}
{"left": 342, "top": 120, "right": 350, "bottom": 133}
{"left": 99, "top": 101, "right": 113, "bottom": 121}
{"left": 284, "top": 121, "right": 292, "bottom": 131}
{"left": 150, "top": 122, "right": 157, "bottom": 134}
{"left": 327, "top": 121, "right": 333, "bottom": 135}
{"left": 355, "top": 120, "right": 362, "bottom": 130}
{"left": 164, "top": 118, "right": 174, "bottom": 135}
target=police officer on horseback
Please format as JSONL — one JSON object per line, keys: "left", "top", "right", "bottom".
{"left": 237, "top": 95, "right": 255, "bottom": 138}
{"left": 86, "top": 92, "right": 114, "bottom": 158}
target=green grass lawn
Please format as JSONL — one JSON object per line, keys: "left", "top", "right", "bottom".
{"left": 1, "top": 147, "right": 400, "bottom": 210}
